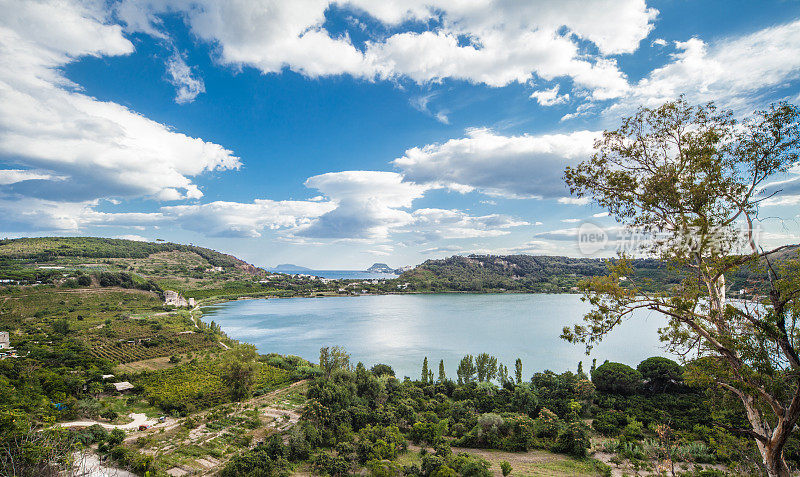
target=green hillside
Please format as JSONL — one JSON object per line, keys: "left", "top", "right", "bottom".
{"left": 0, "top": 236, "right": 257, "bottom": 270}
{"left": 399, "top": 248, "right": 800, "bottom": 293}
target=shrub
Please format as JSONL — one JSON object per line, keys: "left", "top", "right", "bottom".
{"left": 552, "top": 421, "right": 590, "bottom": 457}
{"left": 500, "top": 461, "right": 512, "bottom": 476}
{"left": 592, "top": 410, "right": 628, "bottom": 436}
{"left": 637, "top": 357, "right": 682, "bottom": 392}
{"left": 534, "top": 408, "right": 561, "bottom": 438}
{"left": 591, "top": 362, "right": 641, "bottom": 394}
{"left": 107, "top": 429, "right": 125, "bottom": 446}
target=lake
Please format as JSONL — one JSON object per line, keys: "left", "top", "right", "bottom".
{"left": 201, "top": 293, "right": 671, "bottom": 379}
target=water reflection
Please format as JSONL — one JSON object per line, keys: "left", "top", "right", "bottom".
{"left": 203, "top": 294, "right": 670, "bottom": 379}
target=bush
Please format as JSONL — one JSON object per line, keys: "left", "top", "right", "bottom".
{"left": 552, "top": 421, "right": 590, "bottom": 457}
{"left": 591, "top": 362, "right": 641, "bottom": 394}
{"left": 592, "top": 410, "right": 628, "bottom": 436}
{"left": 637, "top": 357, "right": 682, "bottom": 392}
{"left": 107, "top": 428, "right": 125, "bottom": 446}
{"left": 534, "top": 408, "right": 561, "bottom": 438}
{"left": 221, "top": 443, "right": 291, "bottom": 477}
{"left": 500, "top": 461, "right": 512, "bottom": 476}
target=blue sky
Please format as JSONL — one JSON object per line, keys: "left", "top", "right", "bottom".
{"left": 1, "top": 0, "right": 800, "bottom": 268}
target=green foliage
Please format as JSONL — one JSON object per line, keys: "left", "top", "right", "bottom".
{"left": 220, "top": 441, "right": 291, "bottom": 477}
{"left": 319, "top": 346, "right": 351, "bottom": 376}
{"left": 137, "top": 359, "right": 288, "bottom": 413}
{"left": 552, "top": 421, "right": 590, "bottom": 457}
{"left": 499, "top": 460, "right": 512, "bottom": 476}
{"left": 637, "top": 357, "right": 682, "bottom": 392}
{"left": 592, "top": 410, "right": 628, "bottom": 436}
{"left": 221, "top": 345, "right": 259, "bottom": 401}
{"left": 475, "top": 353, "right": 497, "bottom": 383}
{"left": 591, "top": 362, "right": 641, "bottom": 394}
{"left": 456, "top": 355, "right": 476, "bottom": 384}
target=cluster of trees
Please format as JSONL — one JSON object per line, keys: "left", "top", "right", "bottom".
{"left": 247, "top": 346, "right": 772, "bottom": 476}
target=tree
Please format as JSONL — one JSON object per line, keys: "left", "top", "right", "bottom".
{"left": 457, "top": 355, "right": 476, "bottom": 384}
{"left": 498, "top": 364, "right": 509, "bottom": 385}
{"left": 371, "top": 363, "right": 395, "bottom": 377}
{"left": 421, "top": 357, "right": 429, "bottom": 384}
{"left": 637, "top": 357, "right": 682, "bottom": 392}
{"left": 475, "top": 353, "right": 497, "bottom": 383}
{"left": 563, "top": 98, "right": 800, "bottom": 476}
{"left": 319, "top": 346, "right": 350, "bottom": 376}
{"left": 591, "top": 362, "right": 641, "bottom": 394}
{"left": 514, "top": 358, "right": 522, "bottom": 384}
{"left": 221, "top": 344, "right": 258, "bottom": 401}
{"left": 438, "top": 359, "right": 446, "bottom": 383}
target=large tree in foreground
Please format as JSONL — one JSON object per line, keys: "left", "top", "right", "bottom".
{"left": 563, "top": 98, "right": 800, "bottom": 476}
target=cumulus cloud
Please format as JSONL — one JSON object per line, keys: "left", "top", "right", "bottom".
{"left": 530, "top": 85, "right": 570, "bottom": 106}
{"left": 115, "top": 0, "right": 655, "bottom": 98}
{"left": 409, "top": 208, "right": 528, "bottom": 239}
{"left": 166, "top": 50, "right": 205, "bottom": 103}
{"left": 297, "top": 171, "right": 428, "bottom": 240}
{"left": 0, "top": 0, "right": 240, "bottom": 219}
{"left": 610, "top": 19, "right": 800, "bottom": 114}
{"left": 394, "top": 128, "right": 600, "bottom": 199}
{"left": 161, "top": 199, "right": 335, "bottom": 238}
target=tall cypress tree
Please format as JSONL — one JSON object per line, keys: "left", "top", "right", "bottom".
{"left": 438, "top": 359, "right": 446, "bottom": 383}
{"left": 421, "top": 357, "right": 429, "bottom": 384}
{"left": 514, "top": 358, "right": 523, "bottom": 384}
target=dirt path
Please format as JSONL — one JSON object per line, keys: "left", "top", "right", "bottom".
{"left": 59, "top": 412, "right": 156, "bottom": 431}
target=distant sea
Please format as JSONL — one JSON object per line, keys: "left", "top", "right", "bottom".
{"left": 272, "top": 270, "right": 399, "bottom": 280}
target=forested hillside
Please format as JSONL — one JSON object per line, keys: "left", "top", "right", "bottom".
{"left": 399, "top": 248, "right": 800, "bottom": 293}
{"left": 0, "top": 236, "right": 259, "bottom": 272}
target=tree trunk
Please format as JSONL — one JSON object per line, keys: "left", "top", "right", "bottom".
{"left": 762, "top": 442, "right": 790, "bottom": 477}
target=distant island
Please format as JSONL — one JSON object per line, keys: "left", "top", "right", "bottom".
{"left": 365, "top": 263, "right": 400, "bottom": 274}
{"left": 267, "top": 263, "right": 312, "bottom": 272}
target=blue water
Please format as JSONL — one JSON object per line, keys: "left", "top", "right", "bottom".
{"left": 273, "top": 270, "right": 399, "bottom": 279}
{"left": 201, "top": 293, "right": 671, "bottom": 379}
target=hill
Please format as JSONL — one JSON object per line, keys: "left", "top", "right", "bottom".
{"left": 399, "top": 248, "right": 800, "bottom": 293}
{"left": 0, "top": 236, "right": 261, "bottom": 273}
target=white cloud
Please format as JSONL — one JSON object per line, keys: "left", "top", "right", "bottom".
{"left": 561, "top": 218, "right": 581, "bottom": 223}
{"left": 394, "top": 128, "right": 599, "bottom": 199}
{"left": 410, "top": 92, "right": 449, "bottom": 124}
{"left": 409, "top": 208, "right": 528, "bottom": 239}
{"left": 611, "top": 19, "right": 800, "bottom": 113}
{"left": 115, "top": 234, "right": 149, "bottom": 241}
{"left": 166, "top": 50, "right": 205, "bottom": 104}
{"left": 651, "top": 38, "right": 667, "bottom": 47}
{"left": 530, "top": 85, "right": 570, "bottom": 106}
{"left": 162, "top": 199, "right": 335, "bottom": 238}
{"left": 297, "top": 171, "right": 429, "bottom": 240}
{"left": 116, "top": 0, "right": 655, "bottom": 98}
{"left": 557, "top": 197, "right": 590, "bottom": 205}
{"left": 0, "top": 169, "right": 65, "bottom": 185}
{"left": 0, "top": 0, "right": 240, "bottom": 214}
{"left": 592, "top": 211, "right": 610, "bottom": 218}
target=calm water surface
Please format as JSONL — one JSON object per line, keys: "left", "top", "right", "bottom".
{"left": 202, "top": 293, "right": 670, "bottom": 378}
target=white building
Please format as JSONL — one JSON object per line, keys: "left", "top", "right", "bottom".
{"left": 0, "top": 331, "right": 10, "bottom": 349}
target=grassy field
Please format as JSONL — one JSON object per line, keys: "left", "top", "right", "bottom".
{"left": 398, "top": 445, "right": 607, "bottom": 477}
